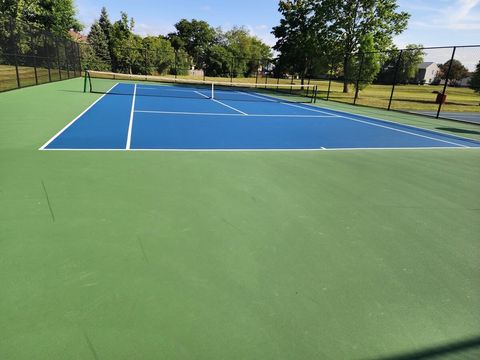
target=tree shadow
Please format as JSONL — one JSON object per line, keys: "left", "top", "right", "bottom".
{"left": 369, "top": 336, "right": 480, "bottom": 360}
{"left": 436, "top": 127, "right": 480, "bottom": 136}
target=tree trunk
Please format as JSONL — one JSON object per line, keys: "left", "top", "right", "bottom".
{"left": 343, "top": 55, "right": 349, "bottom": 93}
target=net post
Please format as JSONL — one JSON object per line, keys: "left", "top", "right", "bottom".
{"left": 211, "top": 82, "right": 214, "bottom": 99}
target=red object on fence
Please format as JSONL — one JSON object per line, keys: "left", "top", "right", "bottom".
{"left": 436, "top": 93, "right": 447, "bottom": 104}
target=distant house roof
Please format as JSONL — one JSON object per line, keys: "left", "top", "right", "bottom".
{"left": 418, "top": 62, "right": 437, "bottom": 69}
{"left": 69, "top": 30, "right": 88, "bottom": 43}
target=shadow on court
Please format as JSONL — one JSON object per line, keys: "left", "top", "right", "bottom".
{"left": 369, "top": 335, "right": 480, "bottom": 360}
{"left": 436, "top": 127, "right": 480, "bottom": 136}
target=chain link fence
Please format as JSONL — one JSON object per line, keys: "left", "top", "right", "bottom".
{"left": 0, "top": 16, "right": 82, "bottom": 92}
{"left": 308, "top": 45, "right": 480, "bottom": 124}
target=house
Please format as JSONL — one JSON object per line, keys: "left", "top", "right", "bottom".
{"left": 69, "top": 30, "right": 88, "bottom": 43}
{"left": 457, "top": 73, "right": 472, "bottom": 87}
{"left": 416, "top": 62, "right": 439, "bottom": 84}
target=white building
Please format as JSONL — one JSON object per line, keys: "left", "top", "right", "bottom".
{"left": 416, "top": 62, "right": 439, "bottom": 84}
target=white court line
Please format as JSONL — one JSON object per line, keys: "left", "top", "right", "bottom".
{"left": 195, "top": 91, "right": 248, "bottom": 115}
{"left": 40, "top": 146, "right": 479, "bottom": 152}
{"left": 39, "top": 82, "right": 120, "bottom": 150}
{"left": 283, "top": 103, "right": 469, "bottom": 148}
{"left": 194, "top": 90, "right": 211, "bottom": 99}
{"left": 126, "top": 83, "right": 137, "bottom": 150}
{"left": 237, "top": 90, "right": 338, "bottom": 116}
{"left": 134, "top": 110, "right": 336, "bottom": 117}
{"left": 239, "top": 91, "right": 479, "bottom": 146}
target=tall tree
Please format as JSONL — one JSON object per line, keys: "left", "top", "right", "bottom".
{"left": 98, "top": 7, "right": 112, "bottom": 42}
{"left": 272, "top": 0, "right": 327, "bottom": 84}
{"left": 1, "top": 0, "right": 82, "bottom": 34}
{"left": 350, "top": 33, "right": 381, "bottom": 91}
{"left": 324, "top": 0, "right": 409, "bottom": 92}
{"left": 469, "top": 61, "right": 480, "bottom": 94}
{"left": 272, "top": 0, "right": 409, "bottom": 91}
{"left": 110, "top": 12, "right": 140, "bottom": 73}
{"left": 142, "top": 36, "right": 175, "bottom": 75}
{"left": 168, "top": 19, "right": 216, "bottom": 69}
{"left": 87, "top": 21, "right": 111, "bottom": 65}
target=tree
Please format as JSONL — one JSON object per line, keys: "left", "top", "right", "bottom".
{"left": 110, "top": 12, "right": 140, "bottom": 73}
{"left": 439, "top": 59, "right": 469, "bottom": 86}
{"left": 272, "top": 0, "right": 409, "bottom": 92}
{"left": 223, "top": 27, "right": 272, "bottom": 77}
{"left": 272, "top": 0, "right": 326, "bottom": 84}
{"left": 142, "top": 36, "right": 175, "bottom": 75}
{"left": 168, "top": 19, "right": 216, "bottom": 69}
{"left": 205, "top": 44, "right": 232, "bottom": 77}
{"left": 88, "top": 21, "right": 111, "bottom": 65}
{"left": 98, "top": 7, "right": 113, "bottom": 64}
{"left": 350, "top": 33, "right": 381, "bottom": 91}
{"left": 98, "top": 7, "right": 112, "bottom": 42}
{"left": 1, "top": 0, "right": 82, "bottom": 34}
{"left": 469, "top": 60, "right": 480, "bottom": 94}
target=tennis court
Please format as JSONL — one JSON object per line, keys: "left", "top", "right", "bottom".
{"left": 40, "top": 76, "right": 480, "bottom": 151}
{"left": 2, "top": 77, "right": 480, "bottom": 359}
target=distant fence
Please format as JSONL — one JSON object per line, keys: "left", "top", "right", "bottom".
{"left": 311, "top": 45, "right": 480, "bottom": 124}
{"left": 0, "top": 16, "right": 82, "bottom": 92}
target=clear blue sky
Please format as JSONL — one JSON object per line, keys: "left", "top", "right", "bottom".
{"left": 75, "top": 0, "right": 480, "bottom": 49}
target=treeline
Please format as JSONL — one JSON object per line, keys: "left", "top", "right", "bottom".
{"left": 84, "top": 8, "right": 272, "bottom": 77}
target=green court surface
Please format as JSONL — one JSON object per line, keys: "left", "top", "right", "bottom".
{"left": 1, "top": 78, "right": 479, "bottom": 359}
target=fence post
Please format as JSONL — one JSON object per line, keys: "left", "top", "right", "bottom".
{"left": 64, "top": 40, "right": 70, "bottom": 78}
{"left": 436, "top": 47, "right": 456, "bottom": 119}
{"left": 230, "top": 58, "right": 234, "bottom": 83}
{"left": 255, "top": 60, "right": 259, "bottom": 84}
{"left": 30, "top": 32, "right": 39, "bottom": 85}
{"left": 55, "top": 39, "right": 62, "bottom": 80}
{"left": 10, "top": 18, "right": 21, "bottom": 88}
{"left": 388, "top": 50, "right": 403, "bottom": 111}
{"left": 174, "top": 50, "right": 178, "bottom": 79}
{"left": 44, "top": 32, "right": 52, "bottom": 82}
{"left": 76, "top": 43, "right": 82, "bottom": 74}
{"left": 143, "top": 47, "right": 148, "bottom": 75}
{"left": 354, "top": 52, "right": 365, "bottom": 105}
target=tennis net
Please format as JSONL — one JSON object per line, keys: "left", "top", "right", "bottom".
{"left": 84, "top": 70, "right": 318, "bottom": 103}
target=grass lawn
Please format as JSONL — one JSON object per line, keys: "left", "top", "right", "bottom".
{"left": 0, "top": 77, "right": 479, "bottom": 359}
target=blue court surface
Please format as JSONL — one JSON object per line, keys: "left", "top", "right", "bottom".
{"left": 41, "top": 82, "right": 480, "bottom": 150}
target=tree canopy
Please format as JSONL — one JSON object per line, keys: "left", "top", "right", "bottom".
{"left": 273, "top": 0, "right": 410, "bottom": 91}
{"left": 1, "top": 0, "right": 82, "bottom": 34}
{"left": 439, "top": 59, "right": 469, "bottom": 86}
{"left": 469, "top": 61, "right": 480, "bottom": 94}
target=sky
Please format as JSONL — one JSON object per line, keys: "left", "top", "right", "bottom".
{"left": 75, "top": 0, "right": 480, "bottom": 68}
